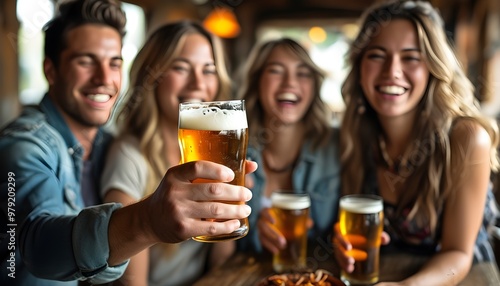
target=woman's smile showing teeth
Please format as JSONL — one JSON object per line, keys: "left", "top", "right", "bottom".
{"left": 377, "top": 85, "right": 406, "bottom": 96}
{"left": 277, "top": 92, "right": 299, "bottom": 103}
{"left": 87, "top": 93, "right": 111, "bottom": 103}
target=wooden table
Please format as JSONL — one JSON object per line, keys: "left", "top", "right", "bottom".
{"left": 194, "top": 247, "right": 500, "bottom": 286}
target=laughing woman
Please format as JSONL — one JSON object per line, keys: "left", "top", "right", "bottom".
{"left": 236, "top": 38, "right": 341, "bottom": 254}
{"left": 335, "top": 1, "right": 499, "bottom": 285}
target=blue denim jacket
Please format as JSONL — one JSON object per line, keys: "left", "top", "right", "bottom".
{"left": 237, "top": 128, "right": 341, "bottom": 253}
{"left": 0, "top": 95, "right": 127, "bottom": 285}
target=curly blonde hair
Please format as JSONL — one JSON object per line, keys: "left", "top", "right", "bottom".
{"left": 340, "top": 0, "right": 499, "bottom": 231}
{"left": 238, "top": 38, "right": 332, "bottom": 150}
{"left": 115, "top": 20, "right": 231, "bottom": 196}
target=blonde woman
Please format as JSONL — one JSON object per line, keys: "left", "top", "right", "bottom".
{"left": 237, "top": 38, "right": 341, "bottom": 254}
{"left": 335, "top": 1, "right": 499, "bottom": 285}
{"left": 101, "top": 20, "right": 232, "bottom": 286}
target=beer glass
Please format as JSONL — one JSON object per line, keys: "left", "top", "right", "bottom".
{"left": 339, "top": 194, "right": 383, "bottom": 285}
{"left": 270, "top": 191, "right": 311, "bottom": 273}
{"left": 178, "top": 100, "right": 249, "bottom": 242}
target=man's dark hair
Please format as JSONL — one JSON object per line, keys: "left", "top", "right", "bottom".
{"left": 43, "top": 0, "right": 126, "bottom": 67}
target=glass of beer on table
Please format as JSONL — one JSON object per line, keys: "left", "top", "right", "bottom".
{"left": 178, "top": 100, "right": 249, "bottom": 242}
{"left": 339, "top": 194, "right": 383, "bottom": 285}
{"left": 270, "top": 191, "right": 311, "bottom": 273}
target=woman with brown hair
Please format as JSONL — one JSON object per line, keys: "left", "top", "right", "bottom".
{"left": 237, "top": 38, "right": 341, "bottom": 254}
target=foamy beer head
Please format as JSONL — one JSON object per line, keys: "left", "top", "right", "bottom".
{"left": 178, "top": 100, "right": 248, "bottom": 184}
{"left": 178, "top": 100, "right": 249, "bottom": 242}
{"left": 339, "top": 195, "right": 383, "bottom": 215}
{"left": 271, "top": 192, "right": 311, "bottom": 211}
{"left": 178, "top": 101, "right": 248, "bottom": 131}
{"left": 271, "top": 192, "right": 310, "bottom": 273}
{"left": 339, "top": 195, "right": 383, "bottom": 285}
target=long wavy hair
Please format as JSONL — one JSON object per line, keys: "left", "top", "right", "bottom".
{"left": 340, "top": 0, "right": 499, "bottom": 232}
{"left": 115, "top": 20, "right": 231, "bottom": 196}
{"left": 238, "top": 38, "right": 332, "bottom": 150}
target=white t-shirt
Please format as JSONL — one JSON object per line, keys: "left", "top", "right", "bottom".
{"left": 100, "top": 134, "right": 210, "bottom": 285}
{"left": 101, "top": 134, "right": 147, "bottom": 200}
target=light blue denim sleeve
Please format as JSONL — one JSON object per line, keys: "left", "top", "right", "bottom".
{"left": 0, "top": 129, "right": 127, "bottom": 284}
{"left": 72, "top": 204, "right": 129, "bottom": 284}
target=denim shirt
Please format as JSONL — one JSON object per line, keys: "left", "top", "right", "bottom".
{"left": 237, "top": 128, "right": 341, "bottom": 253}
{"left": 0, "top": 95, "right": 127, "bottom": 285}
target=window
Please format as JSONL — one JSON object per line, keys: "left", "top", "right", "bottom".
{"left": 17, "top": 0, "right": 53, "bottom": 104}
{"left": 16, "top": 0, "right": 145, "bottom": 105}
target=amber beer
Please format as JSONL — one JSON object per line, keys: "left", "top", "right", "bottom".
{"left": 271, "top": 192, "right": 310, "bottom": 273}
{"left": 178, "top": 100, "right": 248, "bottom": 242}
{"left": 339, "top": 195, "right": 383, "bottom": 285}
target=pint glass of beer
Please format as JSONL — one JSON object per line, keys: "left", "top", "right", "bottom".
{"left": 339, "top": 194, "right": 383, "bottom": 285}
{"left": 270, "top": 192, "right": 311, "bottom": 273}
{"left": 178, "top": 100, "right": 249, "bottom": 242}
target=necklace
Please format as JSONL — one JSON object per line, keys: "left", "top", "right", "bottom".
{"left": 378, "top": 136, "right": 408, "bottom": 174}
{"left": 262, "top": 152, "right": 296, "bottom": 173}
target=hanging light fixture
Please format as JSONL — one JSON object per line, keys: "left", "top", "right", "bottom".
{"left": 203, "top": 6, "right": 241, "bottom": 38}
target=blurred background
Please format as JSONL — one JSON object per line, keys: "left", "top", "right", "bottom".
{"left": 1, "top": 0, "right": 499, "bottom": 128}
{"left": 1, "top": 0, "right": 500, "bottom": 265}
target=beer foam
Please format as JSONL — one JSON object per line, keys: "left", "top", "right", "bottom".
{"left": 271, "top": 193, "right": 310, "bottom": 210}
{"left": 179, "top": 106, "right": 248, "bottom": 130}
{"left": 340, "top": 196, "right": 383, "bottom": 214}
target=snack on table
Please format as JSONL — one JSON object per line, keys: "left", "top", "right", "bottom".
{"left": 257, "top": 269, "right": 346, "bottom": 286}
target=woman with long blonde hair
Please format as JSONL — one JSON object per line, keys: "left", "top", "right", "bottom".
{"left": 335, "top": 1, "right": 499, "bottom": 285}
{"left": 100, "top": 20, "right": 232, "bottom": 286}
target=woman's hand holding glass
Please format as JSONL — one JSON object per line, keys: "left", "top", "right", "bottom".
{"left": 332, "top": 222, "right": 391, "bottom": 275}
{"left": 257, "top": 207, "right": 314, "bottom": 254}
{"left": 257, "top": 207, "right": 286, "bottom": 254}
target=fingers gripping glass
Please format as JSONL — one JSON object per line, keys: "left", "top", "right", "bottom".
{"left": 178, "top": 100, "right": 249, "bottom": 242}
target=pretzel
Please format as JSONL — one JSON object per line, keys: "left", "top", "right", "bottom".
{"left": 263, "top": 269, "right": 334, "bottom": 286}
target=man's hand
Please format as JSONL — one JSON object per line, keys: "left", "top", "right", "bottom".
{"left": 108, "top": 160, "right": 257, "bottom": 266}
{"left": 145, "top": 160, "right": 257, "bottom": 243}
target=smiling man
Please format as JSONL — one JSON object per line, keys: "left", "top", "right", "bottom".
{"left": 45, "top": 23, "right": 123, "bottom": 147}
{"left": 0, "top": 1, "right": 127, "bottom": 285}
{"left": 0, "top": 1, "right": 256, "bottom": 285}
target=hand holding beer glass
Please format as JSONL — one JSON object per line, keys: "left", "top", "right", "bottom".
{"left": 338, "top": 194, "right": 383, "bottom": 285}
{"left": 178, "top": 100, "right": 249, "bottom": 242}
{"left": 270, "top": 191, "right": 311, "bottom": 273}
